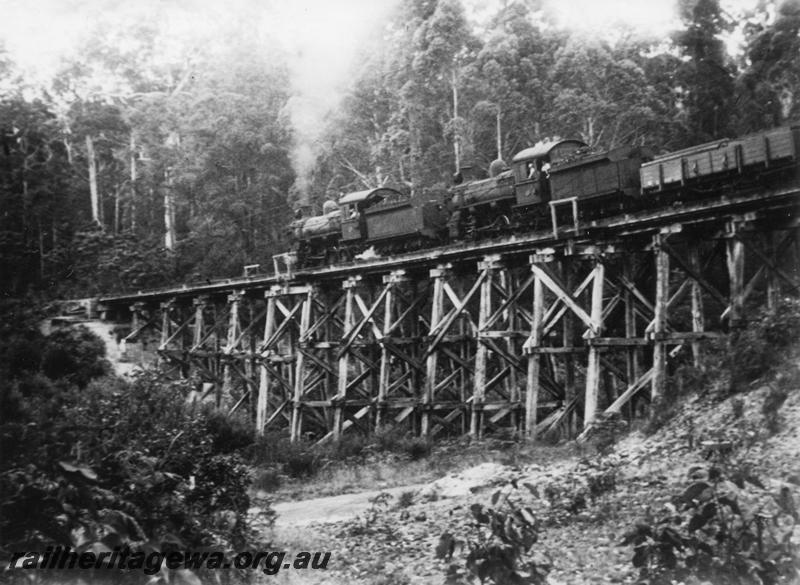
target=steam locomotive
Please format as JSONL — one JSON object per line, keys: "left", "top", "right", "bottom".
{"left": 289, "top": 125, "right": 799, "bottom": 267}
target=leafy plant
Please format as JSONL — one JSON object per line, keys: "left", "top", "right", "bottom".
{"left": 729, "top": 299, "right": 800, "bottom": 394}
{"left": 0, "top": 321, "right": 263, "bottom": 585}
{"left": 762, "top": 385, "right": 789, "bottom": 435}
{"left": 444, "top": 484, "right": 551, "bottom": 585}
{"left": 397, "top": 490, "right": 415, "bottom": 509}
{"left": 342, "top": 491, "right": 395, "bottom": 538}
{"left": 622, "top": 464, "right": 799, "bottom": 585}
{"left": 592, "top": 412, "right": 627, "bottom": 455}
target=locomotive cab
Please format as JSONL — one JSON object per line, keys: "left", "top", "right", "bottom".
{"left": 511, "top": 139, "right": 587, "bottom": 208}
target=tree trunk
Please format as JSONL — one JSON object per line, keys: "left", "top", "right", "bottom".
{"left": 114, "top": 183, "right": 121, "bottom": 234}
{"left": 452, "top": 69, "right": 460, "bottom": 172}
{"left": 86, "top": 135, "right": 102, "bottom": 226}
{"left": 164, "top": 170, "right": 176, "bottom": 251}
{"left": 129, "top": 134, "right": 137, "bottom": 231}
{"left": 496, "top": 106, "right": 502, "bottom": 160}
{"left": 37, "top": 216, "right": 44, "bottom": 283}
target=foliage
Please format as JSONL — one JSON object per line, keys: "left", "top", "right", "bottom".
{"left": 444, "top": 484, "right": 551, "bottom": 585}
{"left": 40, "top": 326, "right": 110, "bottom": 387}
{"left": 251, "top": 426, "right": 433, "bottom": 480}
{"left": 622, "top": 463, "right": 800, "bottom": 585}
{"left": 404, "top": 436, "right": 433, "bottom": 460}
{"left": 735, "top": 0, "right": 800, "bottom": 132}
{"left": 397, "top": 490, "right": 416, "bottom": 509}
{"left": 729, "top": 298, "right": 800, "bottom": 393}
{"left": 251, "top": 466, "right": 284, "bottom": 493}
{"left": 531, "top": 458, "right": 621, "bottom": 527}
{"left": 341, "top": 491, "right": 396, "bottom": 538}
{"left": 0, "top": 319, "right": 264, "bottom": 584}
{"left": 671, "top": 0, "right": 737, "bottom": 145}
{"left": 1, "top": 14, "right": 295, "bottom": 297}
{"left": 762, "top": 385, "right": 790, "bottom": 435}
{"left": 591, "top": 412, "right": 628, "bottom": 455}
{"left": 4, "top": 0, "right": 800, "bottom": 297}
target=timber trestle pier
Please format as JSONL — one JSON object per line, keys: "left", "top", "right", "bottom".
{"left": 96, "top": 186, "right": 800, "bottom": 443}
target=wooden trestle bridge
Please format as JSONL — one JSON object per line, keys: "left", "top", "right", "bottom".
{"left": 96, "top": 185, "right": 800, "bottom": 443}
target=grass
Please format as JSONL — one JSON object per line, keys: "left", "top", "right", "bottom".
{"left": 252, "top": 436, "right": 581, "bottom": 503}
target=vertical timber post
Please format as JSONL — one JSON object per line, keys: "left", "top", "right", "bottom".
{"left": 726, "top": 220, "right": 746, "bottom": 396}
{"left": 130, "top": 302, "right": 143, "bottom": 334}
{"left": 583, "top": 259, "right": 605, "bottom": 428}
{"left": 291, "top": 286, "right": 313, "bottom": 441}
{"left": 652, "top": 234, "right": 670, "bottom": 404}
{"left": 159, "top": 299, "right": 173, "bottom": 349}
{"left": 689, "top": 246, "right": 705, "bottom": 368}
{"left": 221, "top": 291, "right": 242, "bottom": 409}
{"left": 562, "top": 258, "right": 576, "bottom": 436}
{"left": 334, "top": 277, "right": 358, "bottom": 440}
{"left": 766, "top": 232, "right": 779, "bottom": 312}
{"left": 257, "top": 287, "right": 278, "bottom": 437}
{"left": 525, "top": 254, "right": 545, "bottom": 440}
{"left": 192, "top": 296, "right": 207, "bottom": 349}
{"left": 423, "top": 265, "right": 448, "bottom": 437}
{"left": 500, "top": 268, "right": 519, "bottom": 430}
{"left": 726, "top": 220, "right": 746, "bottom": 335}
{"left": 130, "top": 302, "right": 146, "bottom": 366}
{"left": 472, "top": 256, "right": 499, "bottom": 439}
{"left": 378, "top": 271, "right": 404, "bottom": 431}
{"left": 623, "top": 256, "right": 639, "bottom": 418}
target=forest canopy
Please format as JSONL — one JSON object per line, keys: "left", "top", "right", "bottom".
{"left": 1, "top": 0, "right": 798, "bottom": 298}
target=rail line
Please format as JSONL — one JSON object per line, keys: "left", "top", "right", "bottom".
{"left": 76, "top": 183, "right": 800, "bottom": 443}
{"left": 99, "top": 185, "right": 799, "bottom": 306}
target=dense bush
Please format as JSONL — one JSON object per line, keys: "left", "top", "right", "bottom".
{"left": 623, "top": 464, "right": 799, "bottom": 585}
{"left": 729, "top": 299, "right": 800, "bottom": 393}
{"left": 0, "top": 317, "right": 262, "bottom": 584}
{"left": 442, "top": 485, "right": 551, "bottom": 585}
{"left": 40, "top": 326, "right": 110, "bottom": 387}
{"left": 250, "top": 425, "right": 433, "bottom": 481}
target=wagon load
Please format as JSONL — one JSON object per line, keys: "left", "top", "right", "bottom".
{"left": 640, "top": 126, "right": 799, "bottom": 192}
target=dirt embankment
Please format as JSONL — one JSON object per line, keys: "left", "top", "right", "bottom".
{"left": 251, "top": 362, "right": 800, "bottom": 585}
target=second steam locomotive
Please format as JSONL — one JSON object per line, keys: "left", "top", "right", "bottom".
{"left": 289, "top": 125, "right": 799, "bottom": 268}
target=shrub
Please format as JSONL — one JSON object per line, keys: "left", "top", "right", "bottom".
{"left": 592, "top": 412, "right": 627, "bottom": 454}
{"left": 326, "top": 432, "right": 367, "bottom": 460}
{"left": 443, "top": 484, "right": 551, "bottom": 585}
{"left": 0, "top": 366, "right": 262, "bottom": 585}
{"left": 622, "top": 464, "right": 799, "bottom": 585}
{"left": 729, "top": 299, "right": 800, "bottom": 394}
{"left": 762, "top": 385, "right": 789, "bottom": 435}
{"left": 40, "top": 325, "right": 110, "bottom": 387}
{"left": 403, "top": 436, "right": 432, "bottom": 460}
{"left": 205, "top": 411, "right": 254, "bottom": 454}
{"left": 284, "top": 446, "right": 319, "bottom": 478}
{"left": 252, "top": 466, "right": 283, "bottom": 492}
{"left": 644, "top": 393, "right": 681, "bottom": 435}
{"left": 397, "top": 490, "right": 415, "bottom": 508}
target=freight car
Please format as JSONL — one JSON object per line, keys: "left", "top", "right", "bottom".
{"left": 287, "top": 125, "right": 799, "bottom": 269}
{"left": 640, "top": 125, "right": 799, "bottom": 195}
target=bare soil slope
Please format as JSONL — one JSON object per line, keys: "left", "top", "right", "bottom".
{"left": 251, "top": 359, "right": 800, "bottom": 585}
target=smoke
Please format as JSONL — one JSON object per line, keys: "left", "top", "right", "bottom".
{"left": 265, "top": 0, "right": 399, "bottom": 207}
{"left": 544, "top": 0, "right": 680, "bottom": 37}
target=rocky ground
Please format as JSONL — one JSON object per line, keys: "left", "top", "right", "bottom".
{"left": 249, "top": 361, "right": 800, "bottom": 585}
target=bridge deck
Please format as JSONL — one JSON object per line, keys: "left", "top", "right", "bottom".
{"left": 98, "top": 185, "right": 799, "bottom": 307}
{"left": 86, "top": 183, "right": 800, "bottom": 442}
